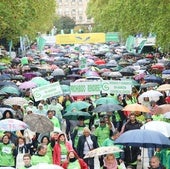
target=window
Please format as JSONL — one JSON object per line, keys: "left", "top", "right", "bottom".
{"left": 72, "top": 9, "right": 76, "bottom": 15}
{"left": 78, "top": 8, "right": 83, "bottom": 14}
{"left": 79, "top": 16, "right": 83, "bottom": 21}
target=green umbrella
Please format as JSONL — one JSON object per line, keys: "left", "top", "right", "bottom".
{"left": 0, "top": 86, "right": 20, "bottom": 96}
{"left": 66, "top": 101, "right": 91, "bottom": 112}
{"left": 0, "top": 65, "right": 8, "bottom": 70}
{"left": 31, "top": 77, "right": 50, "bottom": 87}
{"left": 63, "top": 110, "right": 91, "bottom": 120}
{"left": 95, "top": 97, "right": 119, "bottom": 105}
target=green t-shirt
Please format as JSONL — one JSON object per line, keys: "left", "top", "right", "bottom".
{"left": 68, "top": 159, "right": 81, "bottom": 169}
{"left": 50, "top": 117, "right": 61, "bottom": 129}
{"left": 0, "top": 143, "right": 15, "bottom": 166}
{"left": 60, "top": 141, "right": 68, "bottom": 162}
{"left": 73, "top": 126, "right": 85, "bottom": 148}
{"left": 19, "top": 165, "right": 32, "bottom": 169}
{"left": 94, "top": 125, "right": 110, "bottom": 147}
{"left": 31, "top": 154, "right": 50, "bottom": 165}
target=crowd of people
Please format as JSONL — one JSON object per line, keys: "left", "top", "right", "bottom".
{"left": 0, "top": 43, "right": 170, "bottom": 169}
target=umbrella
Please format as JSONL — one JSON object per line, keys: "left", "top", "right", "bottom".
{"left": 156, "top": 104, "right": 170, "bottom": 114}
{"left": 63, "top": 110, "right": 91, "bottom": 120}
{"left": 51, "top": 68, "right": 65, "bottom": 76}
{"left": 95, "top": 97, "right": 119, "bottom": 105}
{"left": 141, "top": 121, "right": 170, "bottom": 137}
{"left": 31, "top": 77, "right": 50, "bottom": 87}
{"left": 23, "top": 72, "right": 38, "bottom": 80}
{"left": 123, "top": 103, "right": 150, "bottom": 113}
{"left": 93, "top": 103, "right": 123, "bottom": 113}
{"left": 119, "top": 66, "right": 135, "bottom": 76}
{"left": 66, "top": 101, "right": 91, "bottom": 112}
{"left": 157, "top": 84, "right": 170, "bottom": 91}
{"left": 23, "top": 114, "right": 54, "bottom": 133}
{"left": 163, "top": 112, "right": 170, "bottom": 119}
{"left": 0, "top": 119, "right": 29, "bottom": 131}
{"left": 84, "top": 146, "right": 123, "bottom": 158}
{"left": 3, "top": 97, "right": 28, "bottom": 107}
{"left": 115, "top": 129, "right": 170, "bottom": 148}
{"left": 0, "top": 106, "right": 15, "bottom": 116}
{"left": 138, "top": 90, "right": 163, "bottom": 103}
{"left": 144, "top": 74, "right": 163, "bottom": 84}
{"left": 0, "top": 74, "right": 11, "bottom": 80}
{"left": 107, "top": 72, "right": 122, "bottom": 78}
{"left": 19, "top": 81, "right": 37, "bottom": 90}
{"left": 84, "top": 71, "right": 100, "bottom": 77}
{"left": 29, "top": 163, "right": 63, "bottom": 169}
{"left": 0, "top": 86, "right": 20, "bottom": 96}
{"left": 140, "top": 82, "right": 158, "bottom": 89}
{"left": 151, "top": 64, "right": 164, "bottom": 71}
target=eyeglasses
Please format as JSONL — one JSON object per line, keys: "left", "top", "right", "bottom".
{"left": 100, "top": 121, "right": 105, "bottom": 123}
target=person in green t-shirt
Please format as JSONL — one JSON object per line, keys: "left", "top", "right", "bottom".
{"left": 94, "top": 117, "right": 112, "bottom": 147}
{"left": 47, "top": 110, "right": 60, "bottom": 129}
{"left": 0, "top": 134, "right": 15, "bottom": 167}
{"left": 102, "top": 130, "right": 123, "bottom": 161}
{"left": 19, "top": 153, "right": 32, "bottom": 169}
{"left": 31, "top": 144, "right": 50, "bottom": 165}
{"left": 71, "top": 116, "right": 86, "bottom": 150}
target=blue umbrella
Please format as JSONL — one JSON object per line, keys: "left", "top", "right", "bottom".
{"left": 162, "top": 69, "right": 170, "bottom": 74}
{"left": 144, "top": 74, "right": 163, "bottom": 84}
{"left": 115, "top": 129, "right": 170, "bottom": 148}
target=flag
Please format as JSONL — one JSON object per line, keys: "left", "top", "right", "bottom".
{"left": 37, "top": 36, "right": 46, "bottom": 52}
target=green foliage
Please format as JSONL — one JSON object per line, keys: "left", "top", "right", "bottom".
{"left": 87, "top": 0, "right": 170, "bottom": 52}
{"left": 0, "top": 0, "right": 56, "bottom": 45}
{"left": 53, "top": 16, "right": 76, "bottom": 34}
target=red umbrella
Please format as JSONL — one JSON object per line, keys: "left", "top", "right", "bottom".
{"left": 151, "top": 64, "right": 165, "bottom": 71}
{"left": 95, "top": 59, "right": 106, "bottom": 65}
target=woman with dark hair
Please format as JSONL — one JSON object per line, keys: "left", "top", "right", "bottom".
{"left": 0, "top": 134, "right": 15, "bottom": 167}
{"left": 62, "top": 150, "right": 88, "bottom": 169}
{"left": 1, "top": 110, "right": 14, "bottom": 119}
{"left": 40, "top": 135, "right": 53, "bottom": 164}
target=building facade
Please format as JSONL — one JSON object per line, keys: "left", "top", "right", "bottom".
{"left": 57, "top": 0, "right": 93, "bottom": 25}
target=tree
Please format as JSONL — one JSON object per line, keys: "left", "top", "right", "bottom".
{"left": 87, "top": 0, "right": 170, "bottom": 51}
{"left": 53, "top": 16, "right": 76, "bottom": 34}
{"left": 0, "top": 0, "right": 56, "bottom": 47}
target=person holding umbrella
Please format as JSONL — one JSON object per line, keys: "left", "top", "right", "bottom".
{"left": 120, "top": 113, "right": 142, "bottom": 169}
{"left": 77, "top": 127, "right": 98, "bottom": 169}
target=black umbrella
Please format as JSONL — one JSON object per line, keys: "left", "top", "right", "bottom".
{"left": 93, "top": 103, "right": 123, "bottom": 113}
{"left": 119, "top": 66, "right": 135, "bottom": 76}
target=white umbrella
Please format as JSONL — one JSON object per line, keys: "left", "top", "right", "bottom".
{"left": 163, "top": 112, "right": 170, "bottom": 119}
{"left": 84, "top": 146, "right": 123, "bottom": 169}
{"left": 30, "top": 163, "right": 63, "bottom": 169}
{"left": 141, "top": 121, "right": 170, "bottom": 137}
{"left": 138, "top": 90, "right": 163, "bottom": 103}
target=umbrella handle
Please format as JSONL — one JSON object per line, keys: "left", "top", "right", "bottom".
{"left": 94, "top": 156, "right": 100, "bottom": 169}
